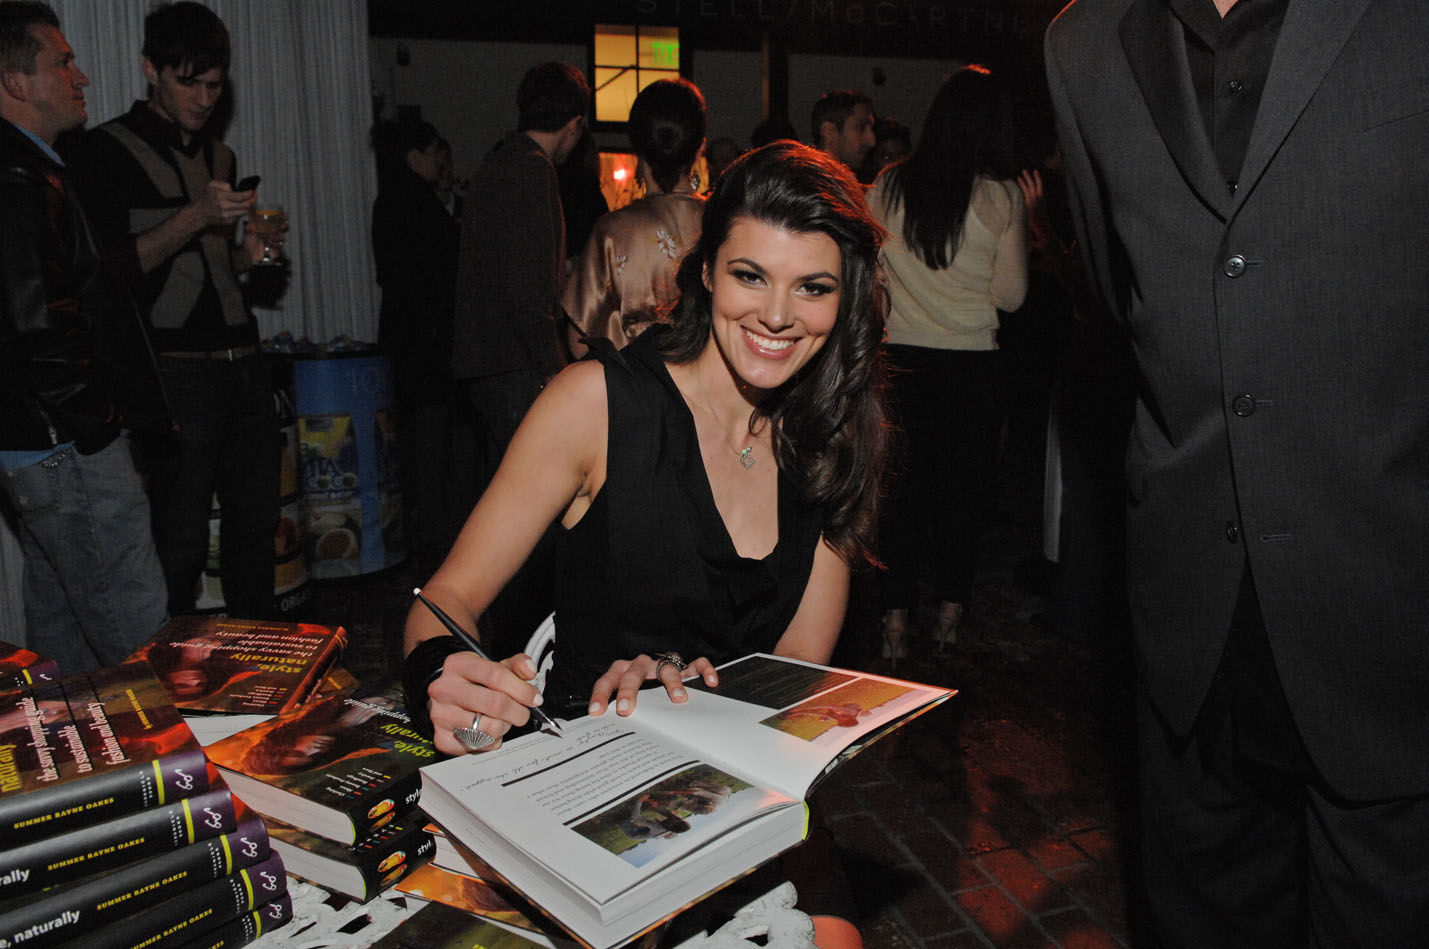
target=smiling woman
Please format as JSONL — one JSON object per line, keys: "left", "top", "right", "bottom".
{"left": 402, "top": 141, "right": 890, "bottom": 758}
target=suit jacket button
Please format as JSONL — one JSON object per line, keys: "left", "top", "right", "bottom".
{"left": 1225, "top": 522, "right": 1240, "bottom": 543}
{"left": 1232, "top": 394, "right": 1256, "bottom": 416}
{"left": 1224, "top": 255, "right": 1247, "bottom": 277}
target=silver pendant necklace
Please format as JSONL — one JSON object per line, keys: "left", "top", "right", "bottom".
{"left": 695, "top": 368, "right": 756, "bottom": 471}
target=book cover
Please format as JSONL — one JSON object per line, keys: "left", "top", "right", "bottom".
{"left": 0, "top": 661, "right": 211, "bottom": 848}
{"left": 78, "top": 852, "right": 288, "bottom": 949}
{"left": 0, "top": 811, "right": 270, "bottom": 946}
{"left": 395, "top": 860, "right": 555, "bottom": 943}
{"left": 266, "top": 811, "right": 434, "bottom": 901}
{"left": 314, "top": 663, "right": 359, "bottom": 699}
{"left": 205, "top": 681, "right": 435, "bottom": 844}
{"left": 130, "top": 615, "right": 347, "bottom": 715}
{"left": 0, "top": 641, "right": 58, "bottom": 692}
{"left": 166, "top": 892, "right": 293, "bottom": 949}
{"left": 369, "top": 901, "right": 555, "bottom": 949}
{"left": 419, "top": 653, "right": 953, "bottom": 948}
{"left": 0, "top": 781, "right": 238, "bottom": 901}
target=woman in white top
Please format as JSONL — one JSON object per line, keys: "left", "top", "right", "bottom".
{"left": 869, "top": 65, "right": 1028, "bottom": 660}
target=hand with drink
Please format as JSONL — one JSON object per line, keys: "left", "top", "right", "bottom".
{"left": 248, "top": 204, "right": 287, "bottom": 267}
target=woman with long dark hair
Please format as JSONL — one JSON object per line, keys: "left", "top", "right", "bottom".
{"left": 402, "top": 141, "right": 888, "bottom": 746}
{"left": 870, "top": 65, "right": 1028, "bottom": 659}
{"left": 562, "top": 77, "right": 707, "bottom": 352}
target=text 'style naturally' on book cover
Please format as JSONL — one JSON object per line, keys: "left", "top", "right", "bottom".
{"left": 128, "top": 615, "right": 348, "bottom": 715}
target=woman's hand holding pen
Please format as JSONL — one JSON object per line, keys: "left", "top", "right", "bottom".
{"left": 588, "top": 653, "right": 719, "bottom": 718}
{"left": 425, "top": 648, "right": 546, "bottom": 757}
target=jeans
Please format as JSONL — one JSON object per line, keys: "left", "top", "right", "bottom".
{"left": 150, "top": 355, "right": 279, "bottom": 618}
{"left": 0, "top": 434, "right": 168, "bottom": 671}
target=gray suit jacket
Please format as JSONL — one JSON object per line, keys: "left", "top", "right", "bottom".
{"left": 1046, "top": 0, "right": 1429, "bottom": 799}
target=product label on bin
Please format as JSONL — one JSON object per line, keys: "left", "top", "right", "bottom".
{"left": 300, "top": 414, "right": 359, "bottom": 501}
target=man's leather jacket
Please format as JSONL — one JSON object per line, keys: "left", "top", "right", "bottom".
{"left": 0, "top": 119, "right": 167, "bottom": 453}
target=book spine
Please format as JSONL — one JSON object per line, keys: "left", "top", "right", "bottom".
{"left": 76, "top": 852, "right": 288, "bottom": 949}
{"left": 287, "top": 632, "right": 347, "bottom": 709}
{"left": 349, "top": 768, "right": 424, "bottom": 840}
{"left": 274, "top": 819, "right": 435, "bottom": 901}
{"left": 0, "top": 786, "right": 238, "bottom": 901}
{"left": 165, "top": 892, "right": 293, "bottom": 949}
{"left": 352, "top": 820, "right": 436, "bottom": 893}
{"left": 0, "top": 661, "right": 59, "bottom": 691}
{"left": 0, "top": 745, "right": 212, "bottom": 846}
{"left": 0, "top": 816, "right": 270, "bottom": 948}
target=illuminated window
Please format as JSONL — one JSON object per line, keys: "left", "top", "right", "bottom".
{"left": 593, "top": 24, "right": 680, "bottom": 125}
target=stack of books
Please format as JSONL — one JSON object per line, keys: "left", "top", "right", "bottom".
{"left": 0, "top": 661, "right": 293, "bottom": 949}
{"left": 203, "top": 679, "right": 437, "bottom": 902}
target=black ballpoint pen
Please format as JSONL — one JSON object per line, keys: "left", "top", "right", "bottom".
{"left": 413, "top": 587, "right": 564, "bottom": 737}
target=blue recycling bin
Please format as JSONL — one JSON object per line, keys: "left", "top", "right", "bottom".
{"left": 292, "top": 353, "right": 406, "bottom": 577}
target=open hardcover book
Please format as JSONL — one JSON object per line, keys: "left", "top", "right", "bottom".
{"left": 419, "top": 653, "right": 953, "bottom": 949}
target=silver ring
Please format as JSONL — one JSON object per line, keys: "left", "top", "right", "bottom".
{"left": 452, "top": 713, "right": 496, "bottom": 753}
{"left": 653, "top": 652, "right": 688, "bottom": 676}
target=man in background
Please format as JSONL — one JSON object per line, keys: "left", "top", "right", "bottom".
{"left": 452, "top": 60, "right": 589, "bottom": 652}
{"left": 70, "top": 1, "right": 277, "bottom": 620}
{"left": 809, "top": 89, "right": 875, "bottom": 175}
{"left": 0, "top": 0, "right": 169, "bottom": 669}
{"left": 1047, "top": 0, "right": 1429, "bottom": 942}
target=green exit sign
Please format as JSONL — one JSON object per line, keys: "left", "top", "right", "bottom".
{"left": 649, "top": 39, "right": 679, "bottom": 68}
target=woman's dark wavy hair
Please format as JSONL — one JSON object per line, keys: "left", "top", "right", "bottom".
{"left": 877, "top": 64, "right": 1016, "bottom": 269}
{"left": 660, "top": 141, "right": 889, "bottom": 566}
{"left": 628, "top": 78, "right": 707, "bottom": 194}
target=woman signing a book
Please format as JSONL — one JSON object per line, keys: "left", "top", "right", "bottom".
{"left": 401, "top": 141, "right": 888, "bottom": 759}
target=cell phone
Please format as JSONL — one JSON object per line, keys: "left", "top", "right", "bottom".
{"left": 236, "top": 175, "right": 261, "bottom": 192}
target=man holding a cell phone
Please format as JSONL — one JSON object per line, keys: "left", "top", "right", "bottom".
{"left": 68, "top": 2, "right": 279, "bottom": 620}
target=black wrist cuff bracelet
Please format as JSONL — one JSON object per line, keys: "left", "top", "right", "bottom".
{"left": 402, "top": 636, "right": 470, "bottom": 739}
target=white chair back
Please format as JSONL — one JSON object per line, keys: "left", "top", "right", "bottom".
{"left": 524, "top": 613, "right": 557, "bottom": 693}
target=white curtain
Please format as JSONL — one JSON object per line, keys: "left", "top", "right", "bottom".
{"left": 51, "top": 0, "right": 379, "bottom": 344}
{"left": 1, "top": 2, "right": 380, "bottom": 644}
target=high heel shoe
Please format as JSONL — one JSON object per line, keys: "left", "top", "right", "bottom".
{"left": 935, "top": 601, "right": 963, "bottom": 651}
{"left": 881, "top": 609, "right": 909, "bottom": 667}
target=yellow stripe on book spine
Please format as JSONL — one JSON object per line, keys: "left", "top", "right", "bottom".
{"left": 240, "top": 867, "right": 255, "bottom": 908}
{"left": 181, "top": 797, "right": 196, "bottom": 842}
{"left": 152, "top": 760, "right": 166, "bottom": 805}
{"left": 219, "top": 830, "right": 234, "bottom": 874}
{"left": 250, "top": 909, "right": 263, "bottom": 937}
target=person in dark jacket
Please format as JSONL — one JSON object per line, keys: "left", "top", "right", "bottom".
{"left": 370, "top": 117, "right": 460, "bottom": 566}
{"left": 0, "top": 1, "right": 169, "bottom": 670}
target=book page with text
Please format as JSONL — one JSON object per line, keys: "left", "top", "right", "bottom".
{"left": 420, "top": 716, "right": 797, "bottom": 906}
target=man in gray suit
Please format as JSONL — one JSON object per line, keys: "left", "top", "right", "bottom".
{"left": 1046, "top": 0, "right": 1428, "bottom": 943}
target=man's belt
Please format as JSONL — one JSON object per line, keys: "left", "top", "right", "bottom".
{"left": 160, "top": 345, "right": 259, "bottom": 362}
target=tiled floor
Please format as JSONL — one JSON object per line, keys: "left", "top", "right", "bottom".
{"left": 293, "top": 431, "right": 1145, "bottom": 948}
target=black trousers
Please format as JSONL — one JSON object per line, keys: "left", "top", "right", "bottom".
{"left": 1137, "top": 580, "right": 1429, "bottom": 947}
{"left": 150, "top": 355, "right": 278, "bottom": 618}
{"left": 880, "top": 345, "right": 1002, "bottom": 610}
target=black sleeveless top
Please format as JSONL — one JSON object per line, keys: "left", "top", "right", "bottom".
{"left": 546, "top": 327, "right": 826, "bottom": 713}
